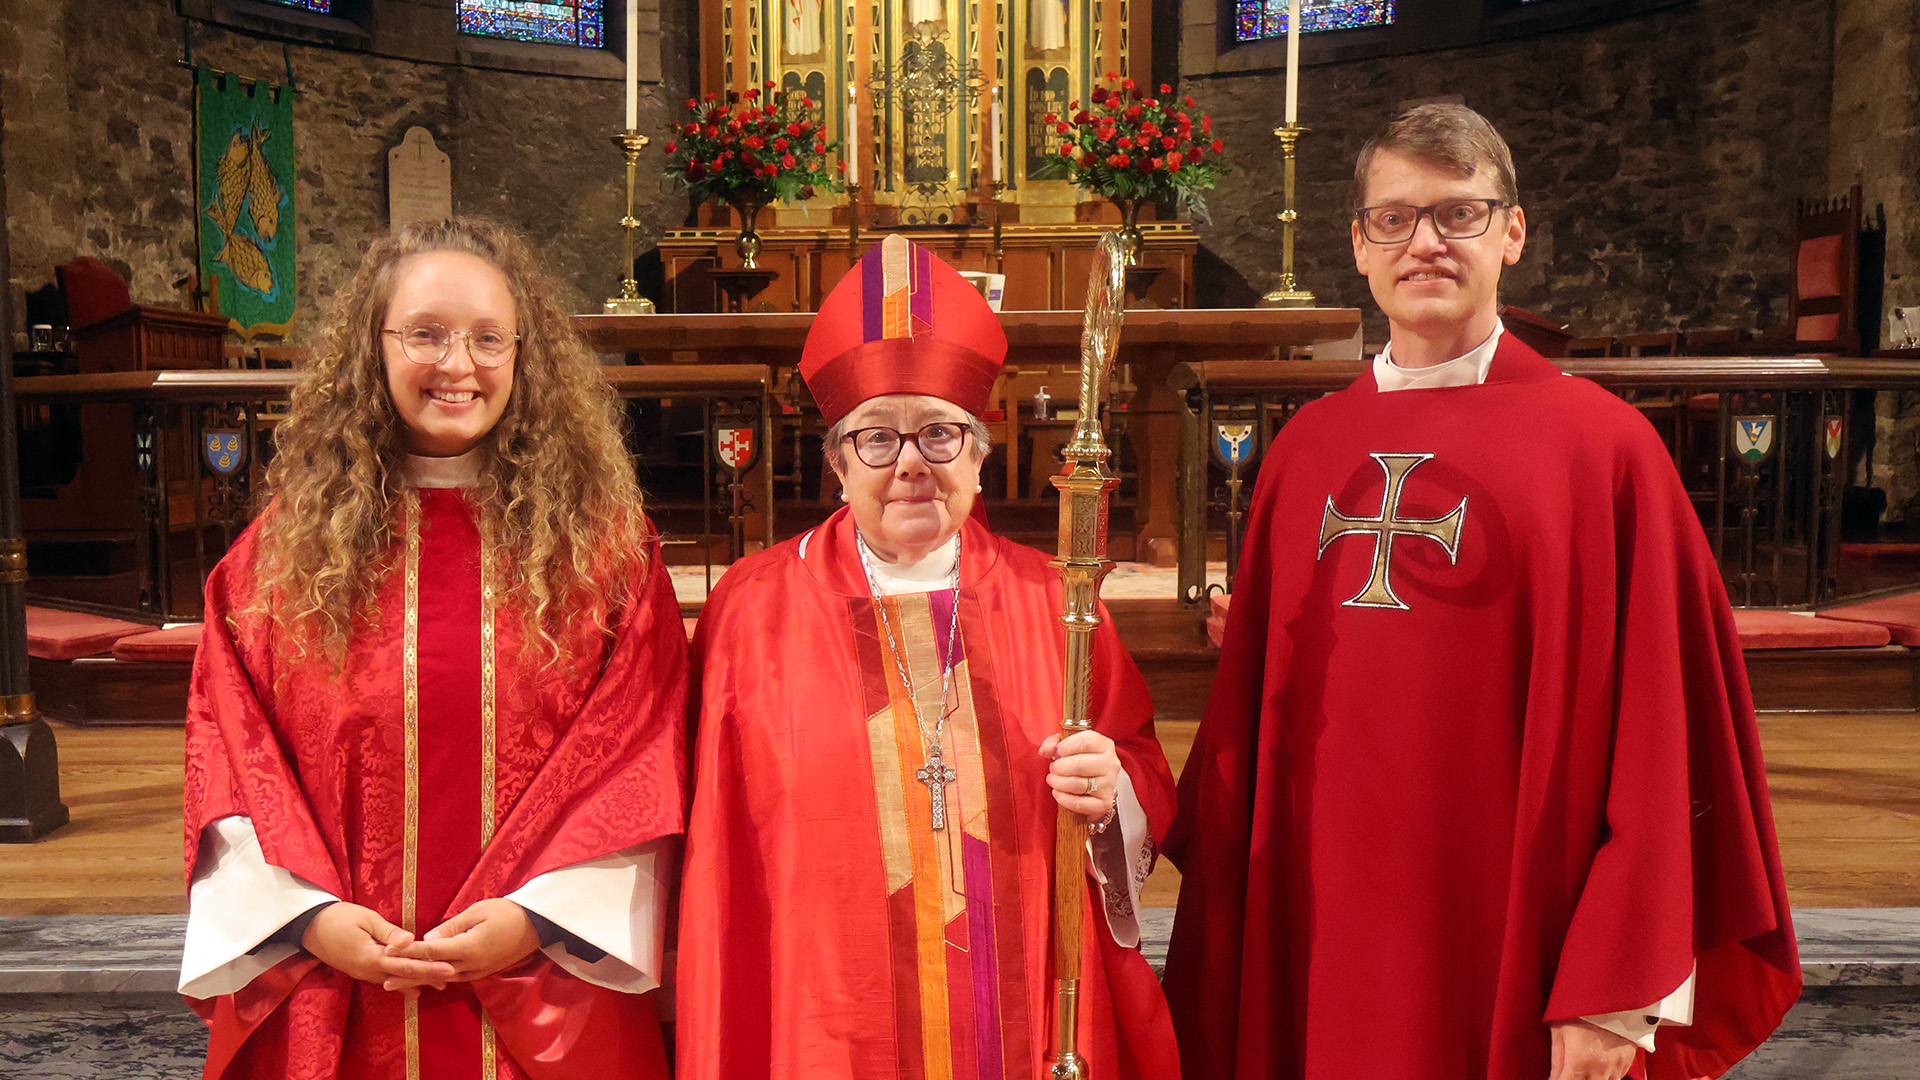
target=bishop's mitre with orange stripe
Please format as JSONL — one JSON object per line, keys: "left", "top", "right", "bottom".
{"left": 800, "top": 234, "right": 1009, "bottom": 424}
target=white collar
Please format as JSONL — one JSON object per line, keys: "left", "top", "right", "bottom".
{"left": 1373, "top": 321, "right": 1504, "bottom": 393}
{"left": 861, "top": 533, "right": 961, "bottom": 596}
{"left": 402, "top": 448, "right": 483, "bottom": 488}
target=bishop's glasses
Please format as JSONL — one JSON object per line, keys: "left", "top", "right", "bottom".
{"left": 842, "top": 422, "right": 971, "bottom": 467}
{"left": 382, "top": 321, "right": 520, "bottom": 367}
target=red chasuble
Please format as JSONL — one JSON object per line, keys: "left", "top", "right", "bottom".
{"left": 1163, "top": 335, "right": 1800, "bottom": 1080}
{"left": 183, "top": 489, "right": 685, "bottom": 1080}
{"left": 678, "top": 509, "right": 1181, "bottom": 1080}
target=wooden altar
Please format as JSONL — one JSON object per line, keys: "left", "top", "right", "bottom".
{"left": 579, "top": 306, "right": 1364, "bottom": 559}
{"left": 657, "top": 218, "right": 1196, "bottom": 313}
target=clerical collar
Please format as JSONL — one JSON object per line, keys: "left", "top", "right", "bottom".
{"left": 402, "top": 448, "right": 483, "bottom": 489}
{"left": 861, "top": 533, "right": 961, "bottom": 596}
{"left": 1374, "top": 322, "right": 1504, "bottom": 393}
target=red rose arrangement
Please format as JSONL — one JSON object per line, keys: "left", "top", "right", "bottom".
{"left": 1051, "top": 75, "right": 1226, "bottom": 221}
{"left": 663, "top": 82, "right": 844, "bottom": 207}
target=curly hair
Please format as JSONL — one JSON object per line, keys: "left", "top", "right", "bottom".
{"left": 249, "top": 217, "right": 650, "bottom": 665}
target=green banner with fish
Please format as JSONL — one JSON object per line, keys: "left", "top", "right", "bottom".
{"left": 195, "top": 64, "right": 295, "bottom": 338}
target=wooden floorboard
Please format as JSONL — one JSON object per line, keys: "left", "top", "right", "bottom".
{"left": 5, "top": 712, "right": 1916, "bottom": 915}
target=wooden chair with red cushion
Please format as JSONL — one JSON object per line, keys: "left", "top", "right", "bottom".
{"left": 1787, "top": 184, "right": 1862, "bottom": 355}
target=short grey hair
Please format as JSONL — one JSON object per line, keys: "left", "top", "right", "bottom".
{"left": 824, "top": 410, "right": 993, "bottom": 473}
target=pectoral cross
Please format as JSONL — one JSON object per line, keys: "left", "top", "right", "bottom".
{"left": 915, "top": 745, "right": 959, "bottom": 831}
{"left": 1317, "top": 452, "right": 1468, "bottom": 611}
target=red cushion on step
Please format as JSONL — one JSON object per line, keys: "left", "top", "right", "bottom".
{"left": 1733, "top": 608, "right": 1889, "bottom": 649}
{"left": 1817, "top": 591, "right": 1920, "bottom": 646}
{"left": 111, "top": 623, "right": 204, "bottom": 663}
{"left": 25, "top": 606, "right": 155, "bottom": 661}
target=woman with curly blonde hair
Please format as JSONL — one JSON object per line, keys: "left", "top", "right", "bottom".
{"left": 180, "top": 218, "right": 684, "bottom": 1080}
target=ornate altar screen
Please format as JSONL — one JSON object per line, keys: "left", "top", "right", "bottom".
{"left": 701, "top": 0, "right": 1145, "bottom": 225}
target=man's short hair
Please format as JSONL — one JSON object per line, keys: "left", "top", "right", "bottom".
{"left": 1353, "top": 104, "right": 1519, "bottom": 213}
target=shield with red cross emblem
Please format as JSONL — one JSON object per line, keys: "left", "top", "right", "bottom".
{"left": 715, "top": 425, "right": 758, "bottom": 472}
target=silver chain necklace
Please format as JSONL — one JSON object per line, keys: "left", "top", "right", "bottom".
{"left": 856, "top": 532, "right": 963, "bottom": 830}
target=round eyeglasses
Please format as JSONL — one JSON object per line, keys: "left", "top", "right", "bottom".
{"left": 1355, "top": 198, "right": 1511, "bottom": 246}
{"left": 843, "top": 422, "right": 970, "bottom": 467}
{"left": 382, "top": 321, "right": 519, "bottom": 367}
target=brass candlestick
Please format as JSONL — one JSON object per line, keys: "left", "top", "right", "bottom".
{"left": 604, "top": 129, "right": 656, "bottom": 315}
{"left": 1260, "top": 123, "right": 1316, "bottom": 308}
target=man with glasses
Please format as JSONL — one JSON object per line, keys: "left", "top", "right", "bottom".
{"left": 1164, "top": 104, "right": 1799, "bottom": 1080}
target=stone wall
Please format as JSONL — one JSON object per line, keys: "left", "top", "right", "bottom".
{"left": 0, "top": 0, "right": 695, "bottom": 342}
{"left": 1182, "top": 0, "right": 1835, "bottom": 344}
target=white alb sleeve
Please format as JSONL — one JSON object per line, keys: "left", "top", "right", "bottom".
{"left": 178, "top": 816, "right": 338, "bottom": 999}
{"left": 506, "top": 838, "right": 674, "bottom": 993}
{"left": 1579, "top": 965, "right": 1696, "bottom": 1053}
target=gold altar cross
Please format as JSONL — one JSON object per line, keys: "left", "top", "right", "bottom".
{"left": 1317, "top": 452, "right": 1468, "bottom": 610}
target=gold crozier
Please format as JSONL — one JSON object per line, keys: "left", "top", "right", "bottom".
{"left": 1317, "top": 452, "right": 1467, "bottom": 610}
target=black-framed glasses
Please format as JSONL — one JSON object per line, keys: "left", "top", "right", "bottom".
{"left": 381, "top": 321, "right": 520, "bottom": 367}
{"left": 843, "top": 422, "right": 970, "bottom": 467}
{"left": 1355, "top": 198, "right": 1511, "bottom": 245}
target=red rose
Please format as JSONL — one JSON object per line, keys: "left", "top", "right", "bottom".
{"left": 1059, "top": 144, "right": 1074, "bottom": 156}
{"left": 1202, "top": 116, "right": 1213, "bottom": 134}
{"left": 801, "top": 96, "right": 814, "bottom": 107}
{"left": 837, "top": 160, "right": 847, "bottom": 172}
{"left": 1141, "top": 122, "right": 1160, "bottom": 138}
{"left": 703, "top": 92, "right": 717, "bottom": 102}
{"left": 685, "top": 98, "right": 697, "bottom": 109}
{"left": 687, "top": 161, "right": 705, "bottom": 178}
{"left": 1105, "top": 70, "right": 1119, "bottom": 80}
{"left": 1069, "top": 99, "right": 1081, "bottom": 109}
{"left": 1126, "top": 105, "right": 1143, "bottom": 120}
{"left": 745, "top": 135, "right": 765, "bottom": 149}
{"left": 1162, "top": 136, "right": 1177, "bottom": 149}
{"left": 705, "top": 125, "right": 720, "bottom": 137}
{"left": 1183, "top": 95, "right": 1196, "bottom": 107}
{"left": 1073, "top": 109, "right": 1091, "bottom": 123}
{"left": 742, "top": 150, "right": 758, "bottom": 164}
{"left": 1168, "top": 150, "right": 1183, "bottom": 168}
{"left": 1188, "top": 145, "right": 1203, "bottom": 161}
{"left": 764, "top": 79, "right": 776, "bottom": 88}
{"left": 1107, "top": 153, "right": 1129, "bottom": 168}
{"left": 1056, "top": 122, "right": 1070, "bottom": 134}
{"left": 1117, "top": 135, "right": 1134, "bottom": 149}
{"left": 666, "top": 141, "right": 677, "bottom": 152}
{"left": 774, "top": 137, "right": 789, "bottom": 150}
{"left": 1160, "top": 83, "right": 1172, "bottom": 94}
{"left": 782, "top": 153, "right": 797, "bottom": 168}
{"left": 1044, "top": 112, "right": 1058, "bottom": 124}
{"left": 813, "top": 140, "right": 827, "bottom": 153}
{"left": 1091, "top": 87, "right": 1109, "bottom": 104}
{"left": 1145, "top": 99, "right": 1158, "bottom": 109}
{"left": 1149, "top": 156, "right": 1163, "bottom": 170}
{"left": 728, "top": 120, "right": 743, "bottom": 133}
{"left": 1121, "top": 78, "right": 1135, "bottom": 90}
{"left": 788, "top": 122, "right": 805, "bottom": 137}
{"left": 1211, "top": 138, "right": 1224, "bottom": 152}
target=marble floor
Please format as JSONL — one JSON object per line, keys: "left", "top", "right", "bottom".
{"left": 3, "top": 910, "right": 1916, "bottom": 1077}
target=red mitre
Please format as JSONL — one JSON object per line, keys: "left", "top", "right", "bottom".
{"left": 800, "top": 234, "right": 1007, "bottom": 425}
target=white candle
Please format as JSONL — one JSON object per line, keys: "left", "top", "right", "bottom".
{"left": 847, "top": 83, "right": 859, "bottom": 186}
{"left": 1284, "top": 0, "right": 1301, "bottom": 124}
{"left": 991, "top": 88, "right": 1003, "bottom": 182}
{"left": 624, "top": 0, "right": 639, "bottom": 131}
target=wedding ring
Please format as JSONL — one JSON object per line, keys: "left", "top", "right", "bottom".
{"left": 1085, "top": 776, "right": 1099, "bottom": 797}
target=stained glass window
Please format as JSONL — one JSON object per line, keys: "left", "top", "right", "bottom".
{"left": 261, "top": 0, "right": 333, "bottom": 11}
{"left": 1235, "top": 0, "right": 1394, "bottom": 43}
{"left": 458, "top": 1, "right": 606, "bottom": 47}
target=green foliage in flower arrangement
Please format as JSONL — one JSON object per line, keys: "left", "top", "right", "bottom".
{"left": 1048, "top": 75, "right": 1228, "bottom": 223}
{"left": 663, "top": 82, "right": 847, "bottom": 206}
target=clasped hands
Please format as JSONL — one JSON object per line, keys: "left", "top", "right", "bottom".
{"left": 1039, "top": 729, "right": 1121, "bottom": 824}
{"left": 299, "top": 897, "right": 540, "bottom": 997}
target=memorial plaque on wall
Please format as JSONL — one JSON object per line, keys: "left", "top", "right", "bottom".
{"left": 387, "top": 127, "right": 452, "bottom": 231}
